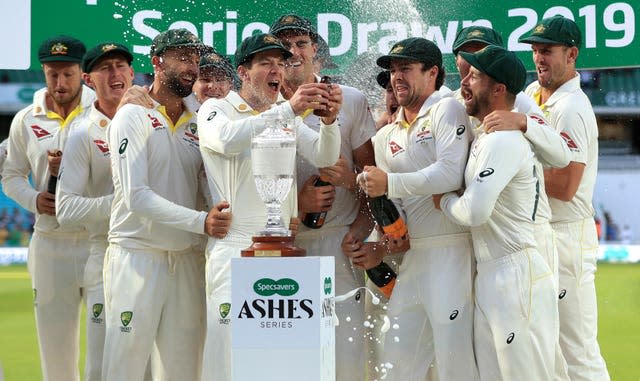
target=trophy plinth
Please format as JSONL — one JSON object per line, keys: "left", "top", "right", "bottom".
{"left": 246, "top": 115, "right": 306, "bottom": 257}
{"left": 241, "top": 235, "right": 306, "bottom": 257}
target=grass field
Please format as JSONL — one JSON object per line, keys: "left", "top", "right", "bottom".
{"left": 1, "top": 263, "right": 639, "bottom": 380}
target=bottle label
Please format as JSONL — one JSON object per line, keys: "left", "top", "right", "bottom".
{"left": 379, "top": 278, "right": 396, "bottom": 299}
{"left": 382, "top": 218, "right": 407, "bottom": 239}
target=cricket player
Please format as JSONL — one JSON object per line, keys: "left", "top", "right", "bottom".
{"left": 519, "top": 16, "right": 610, "bottom": 381}
{"left": 197, "top": 32, "right": 342, "bottom": 380}
{"left": 374, "top": 70, "right": 400, "bottom": 130}
{"left": 436, "top": 45, "right": 558, "bottom": 381}
{"left": 2, "top": 35, "right": 95, "bottom": 381}
{"left": 102, "top": 29, "right": 231, "bottom": 381}
{"left": 452, "top": 26, "right": 571, "bottom": 292}
{"left": 357, "top": 37, "right": 478, "bottom": 381}
{"left": 192, "top": 50, "right": 236, "bottom": 104}
{"left": 55, "top": 42, "right": 134, "bottom": 381}
{"left": 270, "top": 14, "right": 377, "bottom": 380}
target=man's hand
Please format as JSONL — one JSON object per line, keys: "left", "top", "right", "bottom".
{"left": 118, "top": 85, "right": 154, "bottom": 110}
{"left": 341, "top": 232, "right": 385, "bottom": 270}
{"left": 320, "top": 83, "right": 343, "bottom": 125}
{"left": 318, "top": 157, "right": 355, "bottom": 191}
{"left": 36, "top": 192, "right": 56, "bottom": 216}
{"left": 357, "top": 166, "right": 388, "bottom": 197}
{"left": 288, "top": 83, "right": 334, "bottom": 116}
{"left": 47, "top": 150, "right": 62, "bottom": 177}
{"left": 298, "top": 175, "right": 335, "bottom": 213}
{"left": 205, "top": 201, "right": 232, "bottom": 238}
{"left": 483, "top": 110, "right": 527, "bottom": 133}
{"left": 432, "top": 193, "right": 443, "bottom": 210}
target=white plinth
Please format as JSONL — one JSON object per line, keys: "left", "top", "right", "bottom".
{"left": 231, "top": 256, "right": 335, "bottom": 381}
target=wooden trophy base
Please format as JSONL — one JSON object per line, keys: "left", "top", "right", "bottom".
{"left": 241, "top": 235, "right": 306, "bottom": 257}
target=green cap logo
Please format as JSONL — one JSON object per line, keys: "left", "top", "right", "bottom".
{"left": 121, "top": 311, "right": 133, "bottom": 327}
{"left": 219, "top": 303, "right": 231, "bottom": 319}
{"left": 93, "top": 303, "right": 104, "bottom": 318}
{"left": 323, "top": 277, "right": 332, "bottom": 295}
{"left": 253, "top": 278, "right": 299, "bottom": 297}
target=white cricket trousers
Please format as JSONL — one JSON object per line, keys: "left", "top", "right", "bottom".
{"left": 296, "top": 225, "right": 366, "bottom": 381}
{"left": 201, "top": 239, "right": 244, "bottom": 381}
{"left": 84, "top": 243, "right": 107, "bottom": 381}
{"left": 382, "top": 233, "right": 479, "bottom": 381}
{"left": 553, "top": 218, "right": 610, "bottom": 381}
{"left": 102, "top": 244, "right": 206, "bottom": 381}
{"left": 474, "top": 248, "right": 558, "bottom": 381}
{"left": 28, "top": 230, "right": 89, "bottom": 381}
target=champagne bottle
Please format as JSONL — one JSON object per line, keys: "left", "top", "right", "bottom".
{"left": 368, "top": 195, "right": 407, "bottom": 239}
{"left": 366, "top": 261, "right": 397, "bottom": 299}
{"left": 47, "top": 150, "right": 62, "bottom": 195}
{"left": 365, "top": 195, "right": 406, "bottom": 298}
{"left": 47, "top": 175, "right": 57, "bottom": 194}
{"left": 313, "top": 75, "right": 332, "bottom": 117}
{"left": 302, "top": 176, "right": 331, "bottom": 229}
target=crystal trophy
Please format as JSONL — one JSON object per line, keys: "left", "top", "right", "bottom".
{"left": 241, "top": 115, "right": 305, "bottom": 257}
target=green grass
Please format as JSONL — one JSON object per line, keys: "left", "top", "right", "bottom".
{"left": 0, "top": 265, "right": 86, "bottom": 381}
{"left": 0, "top": 263, "right": 639, "bottom": 380}
{"left": 595, "top": 262, "right": 640, "bottom": 381}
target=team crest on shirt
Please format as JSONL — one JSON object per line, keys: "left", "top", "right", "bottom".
{"left": 560, "top": 132, "right": 579, "bottom": 152}
{"left": 92, "top": 303, "right": 104, "bottom": 324}
{"left": 389, "top": 140, "right": 405, "bottom": 156}
{"left": 30, "top": 124, "right": 53, "bottom": 140}
{"left": 147, "top": 114, "right": 165, "bottom": 130}
{"left": 415, "top": 129, "right": 432, "bottom": 144}
{"left": 219, "top": 303, "right": 231, "bottom": 325}
{"left": 93, "top": 139, "right": 110, "bottom": 156}
{"left": 120, "top": 311, "right": 133, "bottom": 332}
{"left": 182, "top": 123, "right": 200, "bottom": 148}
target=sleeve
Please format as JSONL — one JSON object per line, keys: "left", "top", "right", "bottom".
{"left": 387, "top": 99, "right": 469, "bottom": 198}
{"left": 440, "top": 133, "right": 526, "bottom": 227}
{"left": 56, "top": 127, "right": 113, "bottom": 227}
{"left": 110, "top": 106, "right": 207, "bottom": 234}
{"left": 1, "top": 111, "right": 39, "bottom": 213}
{"left": 515, "top": 95, "right": 571, "bottom": 168}
{"left": 295, "top": 116, "right": 341, "bottom": 168}
{"left": 198, "top": 98, "right": 295, "bottom": 156}
{"left": 373, "top": 125, "right": 392, "bottom": 172}
{"left": 554, "top": 106, "right": 590, "bottom": 165}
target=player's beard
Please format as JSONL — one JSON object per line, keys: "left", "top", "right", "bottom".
{"left": 465, "top": 90, "right": 490, "bottom": 120}
{"left": 49, "top": 85, "right": 82, "bottom": 107}
{"left": 164, "top": 71, "right": 195, "bottom": 98}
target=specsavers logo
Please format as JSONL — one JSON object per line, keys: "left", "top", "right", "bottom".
{"left": 253, "top": 278, "right": 299, "bottom": 296}
{"left": 323, "top": 277, "right": 332, "bottom": 295}
{"left": 237, "top": 278, "right": 313, "bottom": 328}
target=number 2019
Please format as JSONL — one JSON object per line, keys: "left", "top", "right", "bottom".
{"left": 507, "top": 3, "right": 635, "bottom": 50}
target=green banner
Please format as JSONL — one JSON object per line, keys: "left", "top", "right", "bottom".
{"left": 29, "top": 0, "right": 638, "bottom": 74}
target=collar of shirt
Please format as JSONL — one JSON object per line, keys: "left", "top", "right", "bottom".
{"left": 150, "top": 92, "right": 199, "bottom": 132}
{"left": 226, "top": 90, "right": 260, "bottom": 115}
{"left": 393, "top": 89, "right": 445, "bottom": 129}
{"left": 534, "top": 73, "right": 581, "bottom": 109}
